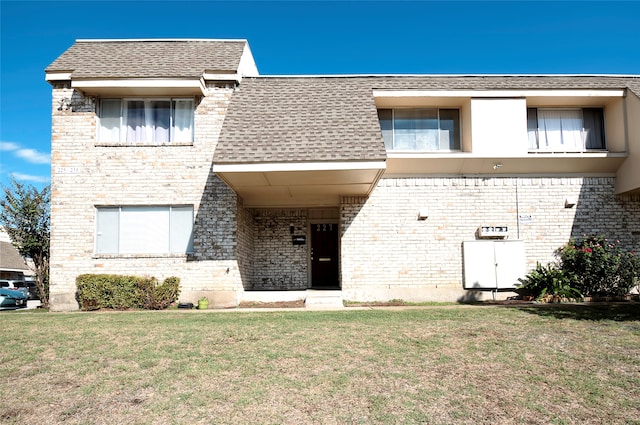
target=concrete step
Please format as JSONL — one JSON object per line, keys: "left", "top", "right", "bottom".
{"left": 305, "top": 290, "right": 344, "bottom": 309}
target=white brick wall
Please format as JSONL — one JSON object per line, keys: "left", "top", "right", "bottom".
{"left": 49, "top": 83, "right": 243, "bottom": 310}
{"left": 340, "top": 176, "right": 640, "bottom": 301}
{"left": 50, "top": 82, "right": 640, "bottom": 307}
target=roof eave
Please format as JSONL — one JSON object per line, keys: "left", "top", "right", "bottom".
{"left": 55, "top": 77, "right": 207, "bottom": 96}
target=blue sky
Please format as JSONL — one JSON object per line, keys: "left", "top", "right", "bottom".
{"left": 1, "top": 0, "right": 639, "bottom": 189}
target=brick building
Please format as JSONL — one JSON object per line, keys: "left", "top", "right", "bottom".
{"left": 45, "top": 39, "right": 640, "bottom": 310}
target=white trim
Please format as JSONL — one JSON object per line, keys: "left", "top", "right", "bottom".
{"left": 373, "top": 89, "right": 626, "bottom": 98}
{"left": 386, "top": 152, "right": 626, "bottom": 159}
{"left": 257, "top": 73, "right": 640, "bottom": 78}
{"left": 382, "top": 172, "right": 618, "bottom": 178}
{"left": 213, "top": 161, "right": 387, "bottom": 173}
{"left": 202, "top": 72, "right": 241, "bottom": 81}
{"left": 76, "top": 38, "right": 248, "bottom": 43}
{"left": 72, "top": 78, "right": 206, "bottom": 95}
{"left": 72, "top": 78, "right": 204, "bottom": 88}
{"left": 45, "top": 72, "right": 72, "bottom": 81}
{"left": 238, "top": 42, "right": 259, "bottom": 77}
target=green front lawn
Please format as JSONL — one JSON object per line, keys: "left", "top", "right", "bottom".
{"left": 1, "top": 304, "right": 638, "bottom": 424}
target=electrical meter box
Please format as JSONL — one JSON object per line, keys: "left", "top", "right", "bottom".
{"left": 463, "top": 240, "right": 525, "bottom": 289}
{"left": 478, "top": 226, "right": 508, "bottom": 238}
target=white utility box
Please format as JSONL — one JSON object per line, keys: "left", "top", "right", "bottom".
{"left": 463, "top": 240, "right": 525, "bottom": 290}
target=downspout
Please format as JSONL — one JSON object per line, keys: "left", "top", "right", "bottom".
{"left": 515, "top": 177, "right": 520, "bottom": 239}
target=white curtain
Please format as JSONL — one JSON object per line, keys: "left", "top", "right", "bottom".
{"left": 104, "top": 99, "right": 193, "bottom": 144}
{"left": 538, "top": 110, "right": 583, "bottom": 151}
{"left": 125, "top": 101, "right": 147, "bottom": 143}
{"left": 150, "top": 100, "right": 171, "bottom": 143}
{"left": 172, "top": 100, "right": 194, "bottom": 143}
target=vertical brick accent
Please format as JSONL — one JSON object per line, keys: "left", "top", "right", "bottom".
{"left": 236, "top": 200, "right": 255, "bottom": 288}
{"left": 249, "top": 209, "right": 308, "bottom": 290}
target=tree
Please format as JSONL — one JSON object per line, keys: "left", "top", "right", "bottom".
{"left": 0, "top": 178, "right": 50, "bottom": 308}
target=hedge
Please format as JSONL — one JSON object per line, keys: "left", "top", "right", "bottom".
{"left": 76, "top": 274, "right": 181, "bottom": 310}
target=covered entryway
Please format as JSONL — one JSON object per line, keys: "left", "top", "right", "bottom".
{"left": 211, "top": 75, "right": 387, "bottom": 297}
{"left": 310, "top": 222, "right": 340, "bottom": 289}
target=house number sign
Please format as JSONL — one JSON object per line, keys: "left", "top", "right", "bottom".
{"left": 55, "top": 166, "right": 81, "bottom": 174}
{"left": 316, "top": 224, "right": 334, "bottom": 232}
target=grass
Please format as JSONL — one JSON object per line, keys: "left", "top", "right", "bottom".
{"left": 0, "top": 304, "right": 638, "bottom": 424}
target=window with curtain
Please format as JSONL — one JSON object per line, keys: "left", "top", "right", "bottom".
{"left": 98, "top": 98, "right": 194, "bottom": 143}
{"left": 527, "top": 108, "right": 605, "bottom": 151}
{"left": 96, "top": 206, "right": 194, "bottom": 254}
{"left": 377, "top": 108, "right": 460, "bottom": 151}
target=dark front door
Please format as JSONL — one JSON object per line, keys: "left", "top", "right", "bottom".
{"left": 310, "top": 223, "right": 339, "bottom": 289}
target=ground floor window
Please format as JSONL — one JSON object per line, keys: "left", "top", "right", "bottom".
{"left": 96, "top": 206, "right": 194, "bottom": 254}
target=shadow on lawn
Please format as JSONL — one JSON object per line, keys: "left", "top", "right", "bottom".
{"left": 513, "top": 302, "right": 640, "bottom": 322}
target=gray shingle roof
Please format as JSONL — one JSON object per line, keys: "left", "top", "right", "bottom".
{"left": 0, "top": 241, "right": 28, "bottom": 271}
{"left": 215, "top": 77, "right": 388, "bottom": 163}
{"left": 626, "top": 80, "right": 640, "bottom": 98}
{"left": 215, "top": 75, "right": 640, "bottom": 164}
{"left": 365, "top": 74, "right": 640, "bottom": 91}
{"left": 46, "top": 39, "right": 247, "bottom": 79}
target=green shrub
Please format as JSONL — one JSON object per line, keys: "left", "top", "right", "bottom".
{"left": 76, "top": 274, "right": 181, "bottom": 310}
{"left": 137, "top": 276, "right": 181, "bottom": 310}
{"left": 557, "top": 235, "right": 640, "bottom": 297}
{"left": 76, "top": 274, "right": 139, "bottom": 310}
{"left": 516, "top": 262, "right": 582, "bottom": 301}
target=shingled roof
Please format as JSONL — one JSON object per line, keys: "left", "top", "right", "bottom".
{"left": 215, "top": 74, "right": 640, "bottom": 164}
{"left": 365, "top": 74, "right": 640, "bottom": 91}
{"left": 215, "top": 77, "right": 388, "bottom": 164}
{"left": 0, "top": 241, "right": 29, "bottom": 272}
{"left": 46, "top": 39, "right": 248, "bottom": 79}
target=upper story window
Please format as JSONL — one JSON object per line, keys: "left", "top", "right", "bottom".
{"left": 378, "top": 108, "right": 461, "bottom": 152}
{"left": 527, "top": 107, "right": 605, "bottom": 151}
{"left": 98, "top": 98, "right": 194, "bottom": 144}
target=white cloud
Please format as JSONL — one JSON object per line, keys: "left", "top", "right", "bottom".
{"left": 0, "top": 141, "right": 20, "bottom": 151}
{"left": 10, "top": 173, "right": 50, "bottom": 184}
{"left": 0, "top": 141, "right": 51, "bottom": 165}
{"left": 14, "top": 148, "right": 51, "bottom": 164}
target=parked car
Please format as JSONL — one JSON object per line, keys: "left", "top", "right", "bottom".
{"left": 0, "top": 280, "right": 28, "bottom": 298}
{"left": 13, "top": 281, "right": 39, "bottom": 300}
{"left": 0, "top": 287, "right": 28, "bottom": 310}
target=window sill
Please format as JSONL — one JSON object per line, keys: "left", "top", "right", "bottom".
{"left": 95, "top": 142, "right": 194, "bottom": 147}
{"left": 387, "top": 149, "right": 463, "bottom": 154}
{"left": 94, "top": 253, "right": 192, "bottom": 259}
{"left": 528, "top": 149, "right": 608, "bottom": 154}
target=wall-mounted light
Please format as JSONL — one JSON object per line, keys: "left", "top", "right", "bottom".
{"left": 492, "top": 163, "right": 503, "bottom": 170}
{"left": 417, "top": 208, "right": 429, "bottom": 220}
{"left": 564, "top": 197, "right": 577, "bottom": 208}
{"left": 289, "top": 224, "right": 294, "bottom": 234}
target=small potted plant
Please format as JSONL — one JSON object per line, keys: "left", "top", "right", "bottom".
{"left": 197, "top": 297, "right": 209, "bottom": 310}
